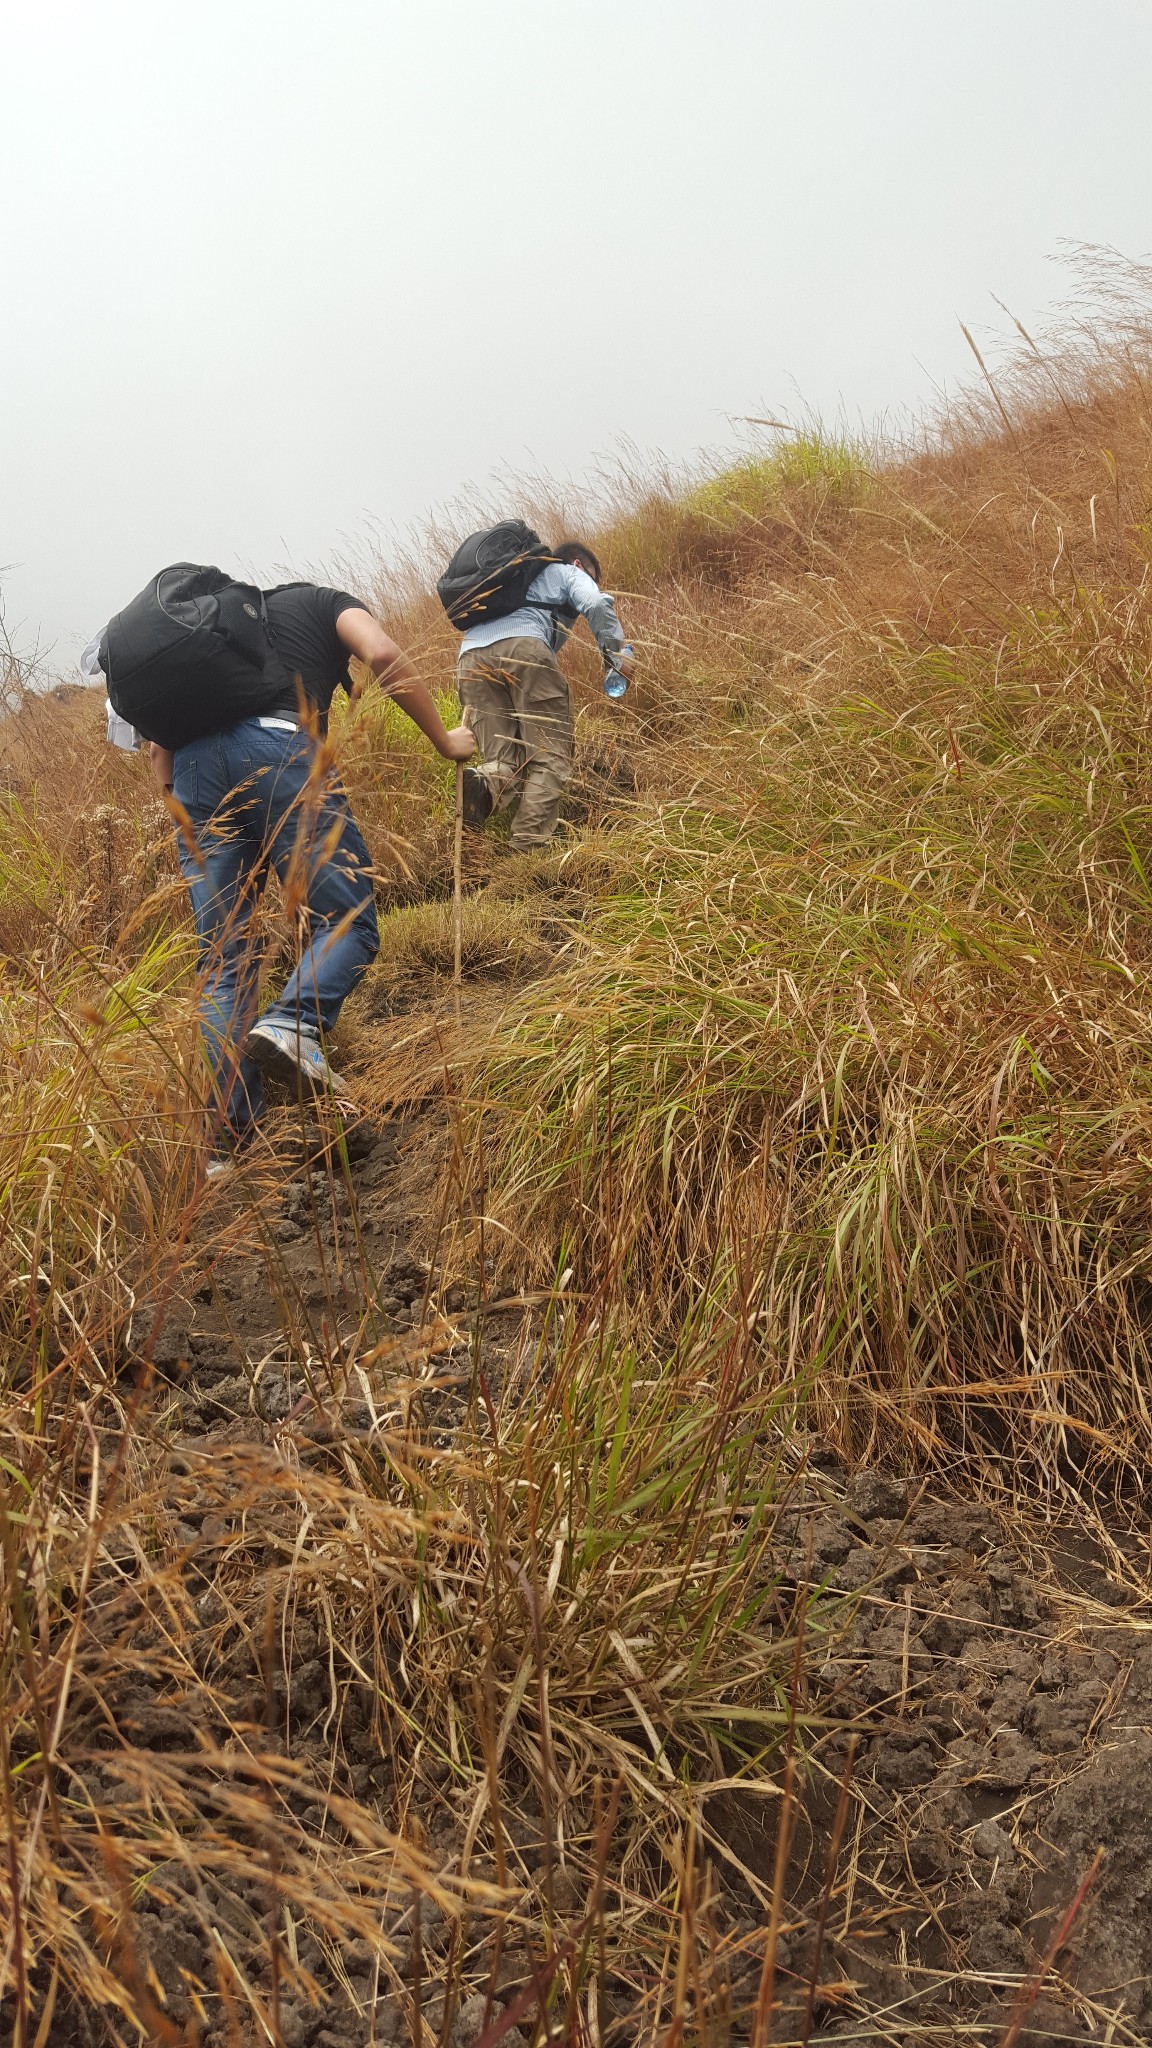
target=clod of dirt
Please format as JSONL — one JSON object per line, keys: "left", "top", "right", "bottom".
{"left": 1037, "top": 1732, "right": 1152, "bottom": 2028}
{"left": 132, "top": 1310, "right": 191, "bottom": 1376}
{"left": 450, "top": 1993, "right": 525, "bottom": 2048}
{"left": 843, "top": 1472, "right": 909, "bottom": 1524}
{"left": 999, "top": 1994, "right": 1089, "bottom": 2045}
{"left": 971, "top": 1817, "right": 1016, "bottom": 1865}
{"left": 809, "top": 1512, "right": 854, "bottom": 1565}
{"left": 195, "top": 1371, "right": 255, "bottom": 1421}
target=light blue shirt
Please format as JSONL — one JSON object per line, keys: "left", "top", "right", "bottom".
{"left": 458, "top": 561, "right": 624, "bottom": 661}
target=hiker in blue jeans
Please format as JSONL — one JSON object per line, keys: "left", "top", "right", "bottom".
{"left": 149, "top": 583, "right": 474, "bottom": 1169}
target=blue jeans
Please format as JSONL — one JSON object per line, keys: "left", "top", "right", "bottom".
{"left": 172, "top": 720, "right": 380, "bottom": 1139}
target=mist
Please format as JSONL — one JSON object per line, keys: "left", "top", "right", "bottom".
{"left": 3, "top": 0, "right": 1149, "bottom": 668}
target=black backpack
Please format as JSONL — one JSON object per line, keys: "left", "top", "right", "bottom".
{"left": 436, "top": 522, "right": 552, "bottom": 632}
{"left": 100, "top": 564, "right": 286, "bottom": 749}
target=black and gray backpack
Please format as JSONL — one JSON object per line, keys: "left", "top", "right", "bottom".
{"left": 100, "top": 564, "right": 285, "bottom": 749}
{"left": 436, "top": 522, "right": 552, "bottom": 632}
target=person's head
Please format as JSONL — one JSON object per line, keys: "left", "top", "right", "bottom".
{"left": 554, "top": 538, "right": 602, "bottom": 584}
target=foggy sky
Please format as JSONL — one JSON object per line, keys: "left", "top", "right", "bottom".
{"left": 3, "top": 0, "right": 1150, "bottom": 670}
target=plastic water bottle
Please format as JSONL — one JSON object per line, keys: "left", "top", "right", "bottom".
{"left": 603, "top": 644, "right": 633, "bottom": 699}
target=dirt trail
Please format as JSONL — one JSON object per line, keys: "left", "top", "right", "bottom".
{"left": 85, "top": 1039, "right": 1149, "bottom": 2048}
{"left": 11, "top": 914, "right": 1147, "bottom": 2048}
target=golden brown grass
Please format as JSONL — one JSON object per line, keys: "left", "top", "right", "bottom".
{"left": 4, "top": 252, "right": 1152, "bottom": 2045}
{"left": 458, "top": 254, "right": 1152, "bottom": 1495}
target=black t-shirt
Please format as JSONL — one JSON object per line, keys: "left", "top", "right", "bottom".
{"left": 262, "top": 583, "right": 367, "bottom": 720}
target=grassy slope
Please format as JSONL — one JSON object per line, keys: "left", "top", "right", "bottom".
{"left": 454, "top": 341, "right": 1152, "bottom": 1491}
{"left": 3, "top": 281, "right": 1152, "bottom": 2040}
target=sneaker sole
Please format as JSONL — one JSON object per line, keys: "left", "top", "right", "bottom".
{"left": 246, "top": 1030, "right": 346, "bottom": 1097}
{"left": 462, "top": 770, "right": 493, "bottom": 829}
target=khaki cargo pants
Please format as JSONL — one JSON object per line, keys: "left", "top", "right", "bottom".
{"left": 456, "top": 636, "right": 574, "bottom": 850}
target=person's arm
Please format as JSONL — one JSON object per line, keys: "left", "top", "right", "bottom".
{"left": 335, "top": 608, "right": 474, "bottom": 761}
{"left": 556, "top": 565, "right": 632, "bottom": 674}
{"left": 149, "top": 743, "right": 174, "bottom": 794}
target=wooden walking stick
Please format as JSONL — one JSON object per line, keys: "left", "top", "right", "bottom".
{"left": 453, "top": 759, "right": 464, "bottom": 1012}
{"left": 453, "top": 717, "right": 470, "bottom": 1025}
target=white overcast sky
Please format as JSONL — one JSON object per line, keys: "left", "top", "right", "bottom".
{"left": 3, "top": 0, "right": 1150, "bottom": 667}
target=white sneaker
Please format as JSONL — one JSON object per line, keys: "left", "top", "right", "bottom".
{"left": 245, "top": 1020, "right": 346, "bottom": 1096}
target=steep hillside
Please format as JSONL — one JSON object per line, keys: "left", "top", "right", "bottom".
{"left": 4, "top": 268, "right": 1152, "bottom": 2047}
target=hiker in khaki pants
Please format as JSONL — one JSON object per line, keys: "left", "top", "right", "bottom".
{"left": 456, "top": 540, "right": 633, "bottom": 851}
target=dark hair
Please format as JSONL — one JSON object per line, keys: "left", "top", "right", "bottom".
{"left": 554, "top": 538, "right": 602, "bottom": 583}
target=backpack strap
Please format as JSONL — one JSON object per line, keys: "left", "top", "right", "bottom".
{"left": 530, "top": 597, "right": 579, "bottom": 648}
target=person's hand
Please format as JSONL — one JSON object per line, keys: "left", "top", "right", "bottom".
{"left": 442, "top": 725, "right": 476, "bottom": 762}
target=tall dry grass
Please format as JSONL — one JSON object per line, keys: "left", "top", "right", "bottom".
{"left": 461, "top": 254, "right": 1152, "bottom": 1492}
{"left": 4, "top": 250, "right": 1152, "bottom": 2042}
{"left": 0, "top": 1071, "right": 818, "bottom": 2045}
{"left": 0, "top": 671, "right": 819, "bottom": 2048}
